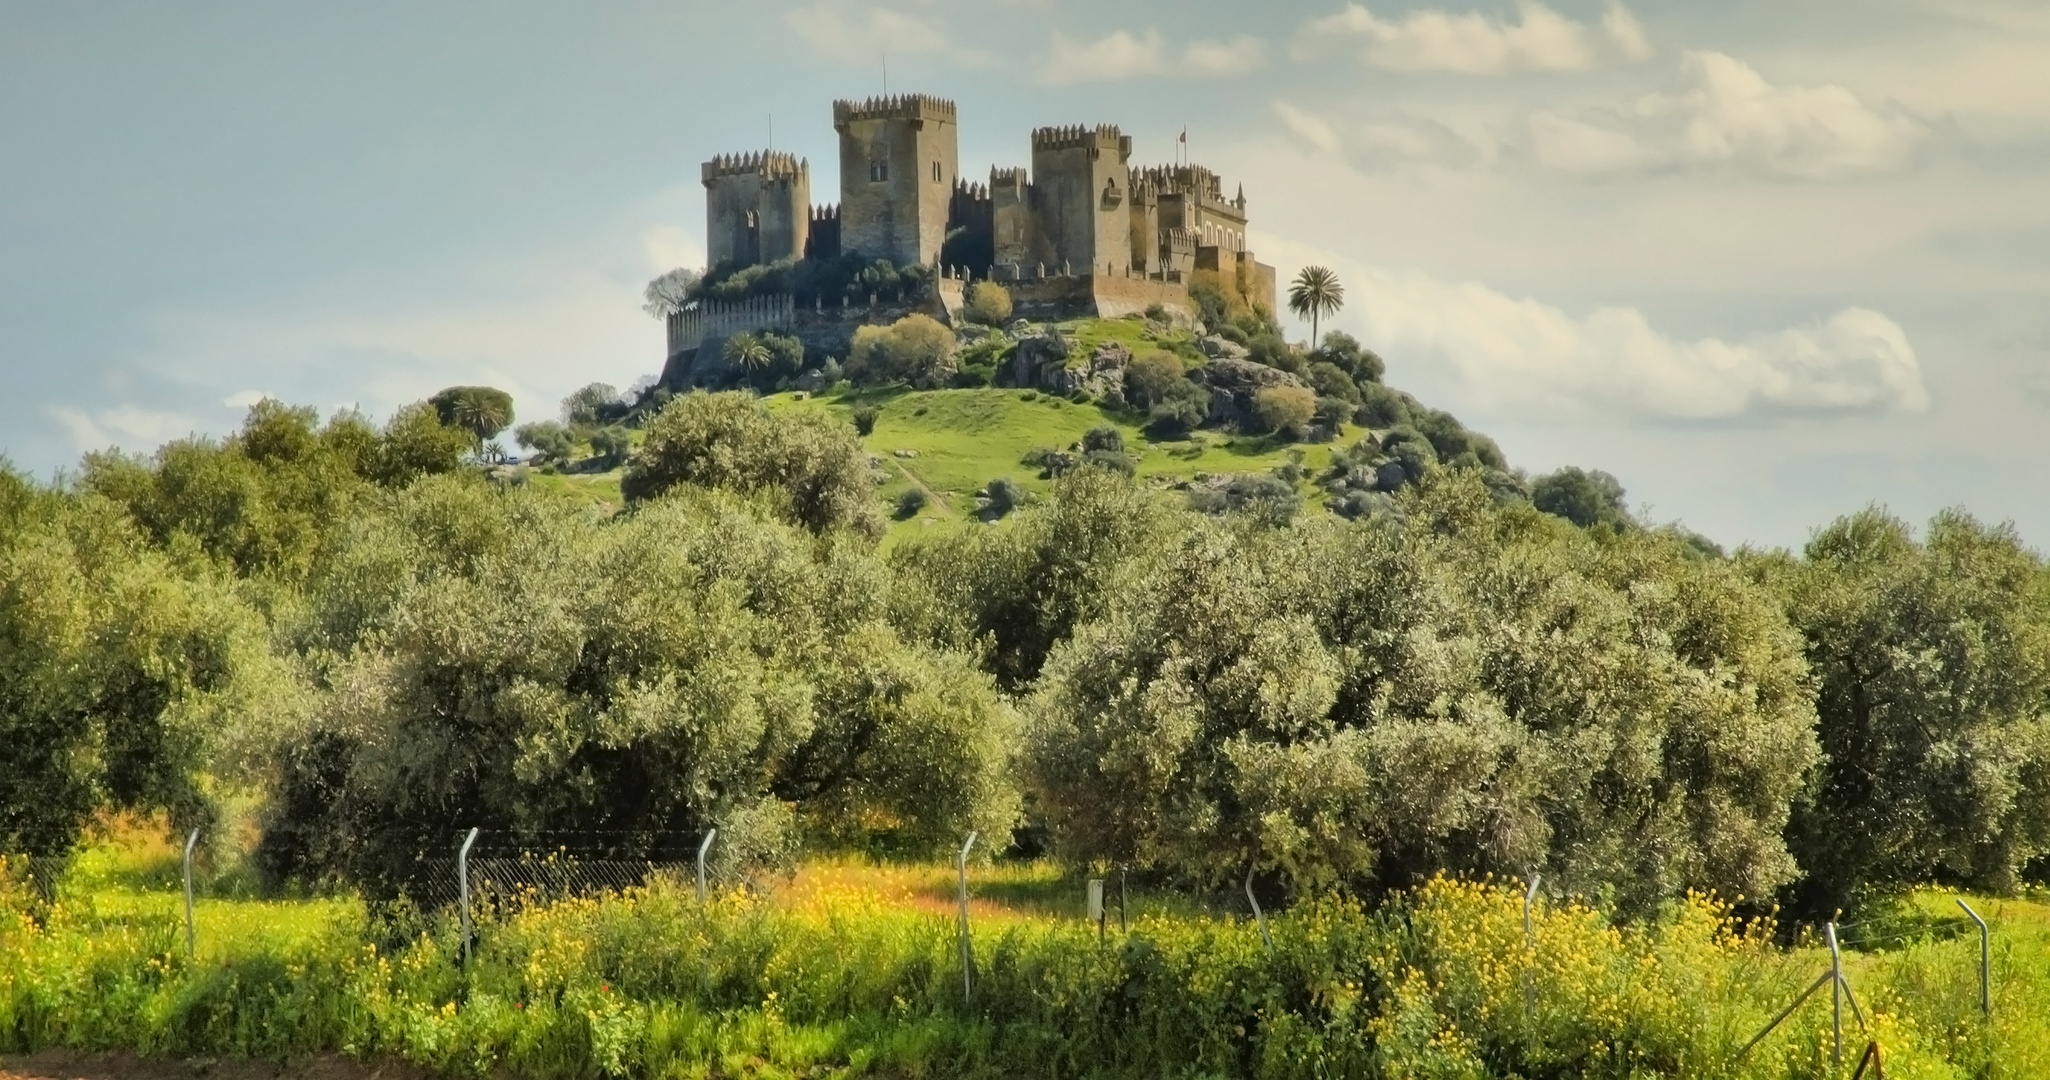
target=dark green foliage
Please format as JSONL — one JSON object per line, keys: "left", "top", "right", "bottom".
{"left": 428, "top": 386, "right": 515, "bottom": 444}
{"left": 1354, "top": 382, "right": 1414, "bottom": 428}
{"left": 984, "top": 477, "right": 1023, "bottom": 518}
{"left": 695, "top": 253, "right": 933, "bottom": 307}
{"left": 1082, "top": 449, "right": 1135, "bottom": 477}
{"left": 588, "top": 426, "right": 632, "bottom": 468}
{"left": 894, "top": 487, "right": 929, "bottom": 519}
{"left": 1187, "top": 472, "right": 1301, "bottom": 525}
{"left": 851, "top": 404, "right": 879, "bottom": 436}
{"left": 1244, "top": 331, "right": 1305, "bottom": 377}
{"left": 1532, "top": 466, "right": 1632, "bottom": 530}
{"left": 1308, "top": 361, "right": 1361, "bottom": 404}
{"left": 1311, "top": 331, "right": 1386, "bottom": 385}
{"left": 1760, "top": 509, "right": 2050, "bottom": 915}
{"left": 621, "top": 392, "right": 882, "bottom": 539}
{"left": 78, "top": 399, "right": 467, "bottom": 581}
{"left": 1146, "top": 380, "right": 1211, "bottom": 437}
{"left": 1124, "top": 350, "right": 1184, "bottom": 409}
{"left": 261, "top": 481, "right": 1019, "bottom": 889}
{"left": 0, "top": 471, "right": 288, "bottom": 855}
{"left": 512, "top": 420, "right": 574, "bottom": 463}
{"left": 1081, "top": 426, "right": 1124, "bottom": 454}
{"left": 893, "top": 469, "right": 1176, "bottom": 691}
{"left": 1031, "top": 472, "right": 1819, "bottom": 909}
{"left": 1412, "top": 407, "right": 1506, "bottom": 470}
{"left": 562, "top": 383, "right": 625, "bottom": 427}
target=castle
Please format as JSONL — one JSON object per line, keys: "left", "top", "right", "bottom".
{"left": 671, "top": 93, "right": 1276, "bottom": 361}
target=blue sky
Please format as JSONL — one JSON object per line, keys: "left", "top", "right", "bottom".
{"left": 3, "top": 0, "right": 2046, "bottom": 549}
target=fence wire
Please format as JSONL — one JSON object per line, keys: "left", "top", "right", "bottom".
{"left": 407, "top": 855, "right": 698, "bottom": 911}
{"left": 1, "top": 855, "right": 70, "bottom": 904}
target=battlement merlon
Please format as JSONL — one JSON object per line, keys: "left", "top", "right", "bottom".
{"left": 832, "top": 94, "right": 957, "bottom": 129}
{"left": 1031, "top": 124, "right": 1133, "bottom": 157}
{"left": 702, "top": 151, "right": 807, "bottom": 183}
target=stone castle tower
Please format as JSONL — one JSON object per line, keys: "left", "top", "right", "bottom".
{"left": 832, "top": 95, "right": 958, "bottom": 268}
{"left": 701, "top": 151, "right": 810, "bottom": 269}
{"left": 693, "top": 92, "right": 1275, "bottom": 319}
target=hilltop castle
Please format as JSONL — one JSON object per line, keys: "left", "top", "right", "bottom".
{"left": 672, "top": 93, "right": 1275, "bottom": 360}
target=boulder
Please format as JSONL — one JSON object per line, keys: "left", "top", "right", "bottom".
{"left": 1198, "top": 335, "right": 1251, "bottom": 362}
{"left": 1192, "top": 357, "right": 1309, "bottom": 428}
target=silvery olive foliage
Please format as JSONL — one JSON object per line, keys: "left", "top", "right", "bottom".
{"left": 1025, "top": 472, "right": 1820, "bottom": 913}
{"left": 260, "top": 478, "right": 1017, "bottom": 891}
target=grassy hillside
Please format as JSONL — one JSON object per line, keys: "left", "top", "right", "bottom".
{"left": 518, "top": 387, "right": 1362, "bottom": 543}
{"left": 512, "top": 315, "right": 1389, "bottom": 538}
{"left": 767, "top": 386, "right": 1356, "bottom": 542}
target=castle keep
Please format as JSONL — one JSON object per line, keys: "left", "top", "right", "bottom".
{"left": 675, "top": 93, "right": 1276, "bottom": 360}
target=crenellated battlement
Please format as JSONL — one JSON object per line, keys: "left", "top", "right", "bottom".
{"left": 702, "top": 150, "right": 806, "bottom": 182}
{"left": 683, "top": 92, "right": 1274, "bottom": 328}
{"left": 1031, "top": 124, "right": 1130, "bottom": 154}
{"left": 832, "top": 94, "right": 956, "bottom": 126}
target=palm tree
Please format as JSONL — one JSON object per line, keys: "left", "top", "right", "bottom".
{"left": 1287, "top": 266, "right": 1345, "bottom": 350}
{"left": 429, "top": 385, "right": 514, "bottom": 446}
{"left": 724, "top": 332, "right": 772, "bottom": 383}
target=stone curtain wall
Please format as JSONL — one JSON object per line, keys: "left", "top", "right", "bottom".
{"left": 664, "top": 294, "right": 798, "bottom": 358}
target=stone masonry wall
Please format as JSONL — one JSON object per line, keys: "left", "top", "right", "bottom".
{"left": 834, "top": 96, "right": 958, "bottom": 268}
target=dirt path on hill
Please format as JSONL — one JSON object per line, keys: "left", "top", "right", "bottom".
{"left": 1, "top": 1053, "right": 429, "bottom": 1080}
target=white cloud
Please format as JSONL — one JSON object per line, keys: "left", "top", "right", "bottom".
{"left": 1270, "top": 100, "right": 1488, "bottom": 168}
{"left": 46, "top": 404, "right": 199, "bottom": 455}
{"left": 1040, "top": 29, "right": 1166, "bottom": 84}
{"left": 1183, "top": 35, "right": 1267, "bottom": 75}
{"left": 785, "top": 4, "right": 946, "bottom": 62}
{"left": 641, "top": 225, "right": 704, "bottom": 274}
{"left": 1363, "top": 270, "right": 1928, "bottom": 418}
{"left": 1306, "top": 0, "right": 1652, "bottom": 75}
{"left": 222, "top": 390, "right": 270, "bottom": 409}
{"left": 1038, "top": 29, "right": 1268, "bottom": 84}
{"left": 1530, "top": 52, "right": 1929, "bottom": 178}
{"left": 1256, "top": 234, "right": 1928, "bottom": 419}
{"left": 1273, "top": 101, "right": 1343, "bottom": 155}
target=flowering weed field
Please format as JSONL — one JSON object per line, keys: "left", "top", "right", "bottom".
{"left": 3, "top": 848, "right": 2048, "bottom": 1079}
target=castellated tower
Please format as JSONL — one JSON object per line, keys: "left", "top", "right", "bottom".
{"left": 1031, "top": 125, "right": 1134, "bottom": 278}
{"left": 702, "top": 151, "right": 811, "bottom": 269}
{"left": 833, "top": 94, "right": 959, "bottom": 268}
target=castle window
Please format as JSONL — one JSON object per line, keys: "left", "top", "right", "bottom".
{"left": 869, "top": 158, "right": 889, "bottom": 183}
{"left": 932, "top": 161, "right": 942, "bottom": 183}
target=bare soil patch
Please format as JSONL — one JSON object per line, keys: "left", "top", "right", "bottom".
{"left": 0, "top": 1053, "right": 429, "bottom": 1080}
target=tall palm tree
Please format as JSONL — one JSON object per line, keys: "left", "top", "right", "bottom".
{"left": 1287, "top": 266, "right": 1345, "bottom": 350}
{"left": 724, "top": 332, "right": 773, "bottom": 383}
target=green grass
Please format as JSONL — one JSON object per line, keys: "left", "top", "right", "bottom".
{"left": 9, "top": 844, "right": 2050, "bottom": 1079}
{"left": 767, "top": 386, "right": 1357, "bottom": 545}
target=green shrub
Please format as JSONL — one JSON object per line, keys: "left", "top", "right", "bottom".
{"left": 851, "top": 404, "right": 879, "bottom": 436}
{"left": 1251, "top": 386, "right": 1316, "bottom": 437}
{"left": 895, "top": 487, "right": 930, "bottom": 519}
{"left": 964, "top": 281, "right": 1013, "bottom": 327}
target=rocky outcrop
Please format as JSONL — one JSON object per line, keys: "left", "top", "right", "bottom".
{"left": 1008, "top": 330, "right": 1130, "bottom": 402}
{"left": 1191, "top": 358, "right": 1307, "bottom": 427}
{"left": 1197, "top": 335, "right": 1251, "bottom": 362}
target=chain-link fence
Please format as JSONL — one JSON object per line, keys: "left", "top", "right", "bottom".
{"left": 0, "top": 854, "right": 69, "bottom": 905}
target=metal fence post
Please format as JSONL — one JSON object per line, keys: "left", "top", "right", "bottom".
{"left": 1245, "top": 863, "right": 1273, "bottom": 955}
{"left": 1826, "top": 922, "right": 1843, "bottom": 1067}
{"left": 1524, "top": 873, "right": 1541, "bottom": 1020}
{"left": 1956, "top": 898, "right": 1989, "bottom": 1017}
{"left": 1118, "top": 865, "right": 1128, "bottom": 935}
{"left": 696, "top": 828, "right": 718, "bottom": 904}
{"left": 957, "top": 831, "right": 977, "bottom": 1004}
{"left": 458, "top": 827, "right": 479, "bottom": 966}
{"left": 181, "top": 829, "right": 200, "bottom": 957}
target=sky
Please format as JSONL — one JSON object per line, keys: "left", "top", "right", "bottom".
{"left": 2, "top": 0, "right": 2046, "bottom": 550}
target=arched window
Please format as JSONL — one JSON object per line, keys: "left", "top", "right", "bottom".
{"left": 932, "top": 160, "right": 942, "bottom": 183}
{"left": 869, "top": 158, "right": 889, "bottom": 183}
